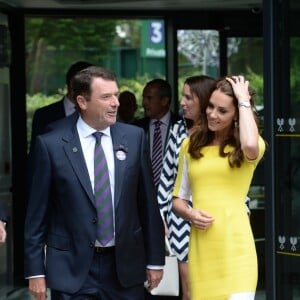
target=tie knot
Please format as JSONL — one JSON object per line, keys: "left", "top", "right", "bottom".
{"left": 93, "top": 131, "right": 103, "bottom": 142}
{"left": 154, "top": 120, "right": 161, "bottom": 128}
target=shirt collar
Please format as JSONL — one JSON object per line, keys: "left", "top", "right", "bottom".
{"left": 150, "top": 110, "right": 171, "bottom": 127}
{"left": 77, "top": 116, "right": 111, "bottom": 139}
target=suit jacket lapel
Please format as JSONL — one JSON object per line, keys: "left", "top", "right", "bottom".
{"left": 110, "top": 124, "right": 127, "bottom": 208}
{"left": 63, "top": 125, "right": 94, "bottom": 204}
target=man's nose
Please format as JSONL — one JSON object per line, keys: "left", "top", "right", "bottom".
{"left": 112, "top": 95, "right": 120, "bottom": 106}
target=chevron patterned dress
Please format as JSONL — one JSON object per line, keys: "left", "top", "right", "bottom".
{"left": 157, "top": 119, "right": 191, "bottom": 262}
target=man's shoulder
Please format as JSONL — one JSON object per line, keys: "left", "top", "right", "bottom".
{"left": 35, "top": 98, "right": 64, "bottom": 113}
{"left": 46, "top": 112, "right": 78, "bottom": 132}
{"left": 131, "top": 117, "right": 150, "bottom": 131}
{"left": 132, "top": 117, "right": 149, "bottom": 126}
{"left": 170, "top": 111, "right": 182, "bottom": 124}
{"left": 113, "top": 121, "right": 144, "bottom": 134}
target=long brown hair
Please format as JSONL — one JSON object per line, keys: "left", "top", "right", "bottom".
{"left": 189, "top": 76, "right": 258, "bottom": 168}
{"left": 183, "top": 75, "right": 216, "bottom": 129}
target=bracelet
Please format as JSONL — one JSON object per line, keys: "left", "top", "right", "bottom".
{"left": 238, "top": 101, "right": 251, "bottom": 108}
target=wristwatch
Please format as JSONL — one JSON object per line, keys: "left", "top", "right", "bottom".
{"left": 238, "top": 101, "right": 251, "bottom": 108}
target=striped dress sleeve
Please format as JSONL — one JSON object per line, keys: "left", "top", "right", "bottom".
{"left": 157, "top": 120, "right": 188, "bottom": 221}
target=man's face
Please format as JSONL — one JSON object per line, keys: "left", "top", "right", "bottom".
{"left": 142, "top": 83, "right": 168, "bottom": 119}
{"left": 77, "top": 77, "right": 120, "bottom": 130}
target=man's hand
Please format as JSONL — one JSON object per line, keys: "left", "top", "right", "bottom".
{"left": 0, "top": 221, "right": 6, "bottom": 243}
{"left": 29, "top": 277, "right": 47, "bottom": 300}
{"left": 163, "top": 221, "right": 170, "bottom": 237}
{"left": 145, "top": 269, "right": 163, "bottom": 291}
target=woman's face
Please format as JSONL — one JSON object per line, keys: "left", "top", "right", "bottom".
{"left": 206, "top": 89, "right": 237, "bottom": 134}
{"left": 180, "top": 83, "right": 201, "bottom": 123}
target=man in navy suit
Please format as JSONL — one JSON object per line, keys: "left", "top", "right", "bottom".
{"left": 29, "top": 61, "right": 93, "bottom": 153}
{"left": 25, "top": 66, "right": 165, "bottom": 299}
{"left": 0, "top": 201, "right": 7, "bottom": 243}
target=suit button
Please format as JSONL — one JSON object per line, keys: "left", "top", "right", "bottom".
{"left": 92, "top": 218, "right": 97, "bottom": 224}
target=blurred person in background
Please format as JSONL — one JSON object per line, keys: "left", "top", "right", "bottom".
{"left": 117, "top": 90, "right": 138, "bottom": 124}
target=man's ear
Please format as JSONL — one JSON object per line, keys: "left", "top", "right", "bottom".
{"left": 161, "top": 96, "right": 170, "bottom": 108}
{"left": 77, "top": 95, "right": 87, "bottom": 110}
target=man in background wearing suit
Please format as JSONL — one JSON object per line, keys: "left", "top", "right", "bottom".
{"left": 29, "top": 60, "right": 93, "bottom": 152}
{"left": 0, "top": 201, "right": 7, "bottom": 243}
{"left": 25, "top": 66, "right": 165, "bottom": 300}
{"left": 134, "top": 79, "right": 181, "bottom": 189}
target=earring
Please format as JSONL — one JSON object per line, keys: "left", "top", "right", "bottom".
{"left": 234, "top": 120, "right": 238, "bottom": 128}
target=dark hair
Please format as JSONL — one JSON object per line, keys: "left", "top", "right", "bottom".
{"left": 119, "top": 90, "right": 137, "bottom": 106}
{"left": 184, "top": 75, "right": 216, "bottom": 129}
{"left": 66, "top": 61, "right": 93, "bottom": 86}
{"left": 189, "top": 76, "right": 258, "bottom": 168}
{"left": 145, "top": 78, "right": 172, "bottom": 104}
{"left": 71, "top": 66, "right": 117, "bottom": 104}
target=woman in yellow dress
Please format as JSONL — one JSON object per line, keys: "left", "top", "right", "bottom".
{"left": 173, "top": 75, "right": 265, "bottom": 300}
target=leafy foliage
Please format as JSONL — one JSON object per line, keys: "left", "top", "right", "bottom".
{"left": 25, "top": 17, "right": 117, "bottom": 94}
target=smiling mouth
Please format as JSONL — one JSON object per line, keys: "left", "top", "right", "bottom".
{"left": 208, "top": 120, "right": 218, "bottom": 126}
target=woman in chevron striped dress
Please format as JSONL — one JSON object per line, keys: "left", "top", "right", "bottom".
{"left": 157, "top": 75, "right": 216, "bottom": 300}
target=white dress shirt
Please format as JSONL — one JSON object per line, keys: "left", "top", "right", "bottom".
{"left": 149, "top": 110, "right": 171, "bottom": 157}
{"left": 77, "top": 116, "right": 115, "bottom": 246}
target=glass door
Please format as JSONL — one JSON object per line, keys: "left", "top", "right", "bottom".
{"left": 25, "top": 17, "right": 166, "bottom": 150}
{"left": 177, "top": 29, "right": 220, "bottom": 98}
{"left": 271, "top": 0, "right": 300, "bottom": 298}
{"left": 275, "top": 36, "right": 300, "bottom": 300}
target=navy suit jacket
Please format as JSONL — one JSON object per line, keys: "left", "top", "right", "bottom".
{"left": 133, "top": 112, "right": 182, "bottom": 155}
{"left": 25, "top": 113, "right": 165, "bottom": 293}
{"left": 29, "top": 98, "right": 66, "bottom": 153}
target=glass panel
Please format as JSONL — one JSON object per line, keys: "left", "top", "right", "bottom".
{"left": 275, "top": 36, "right": 300, "bottom": 299}
{"left": 25, "top": 17, "right": 166, "bottom": 150}
{"left": 177, "top": 29, "right": 220, "bottom": 102}
{"left": 228, "top": 37, "right": 264, "bottom": 107}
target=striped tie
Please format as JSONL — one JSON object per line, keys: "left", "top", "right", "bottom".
{"left": 152, "top": 120, "right": 163, "bottom": 187}
{"left": 93, "top": 132, "right": 114, "bottom": 245}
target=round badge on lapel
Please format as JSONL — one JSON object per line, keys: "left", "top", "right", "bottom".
{"left": 116, "top": 150, "right": 126, "bottom": 161}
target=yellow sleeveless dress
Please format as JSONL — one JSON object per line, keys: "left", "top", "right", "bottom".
{"left": 173, "top": 137, "right": 265, "bottom": 300}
